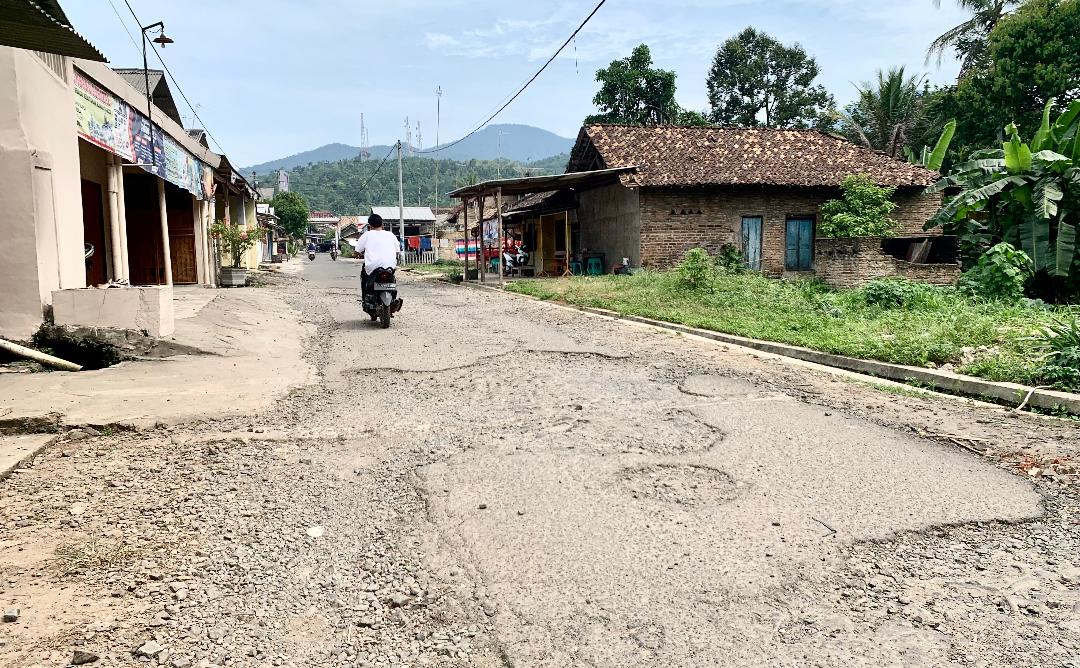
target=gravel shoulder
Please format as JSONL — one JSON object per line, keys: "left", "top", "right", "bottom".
{"left": 1, "top": 263, "right": 1079, "bottom": 667}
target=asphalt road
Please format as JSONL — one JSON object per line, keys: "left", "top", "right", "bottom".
{"left": 3, "top": 257, "right": 1077, "bottom": 668}
{"left": 297, "top": 256, "right": 1073, "bottom": 667}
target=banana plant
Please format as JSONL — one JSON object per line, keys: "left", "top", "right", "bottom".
{"left": 928, "top": 99, "right": 1080, "bottom": 280}
{"left": 906, "top": 119, "right": 957, "bottom": 171}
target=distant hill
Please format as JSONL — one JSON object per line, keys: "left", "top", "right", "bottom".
{"left": 242, "top": 124, "right": 575, "bottom": 174}
{"left": 275, "top": 153, "right": 569, "bottom": 215}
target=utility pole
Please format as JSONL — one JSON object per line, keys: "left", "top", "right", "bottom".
{"left": 497, "top": 129, "right": 510, "bottom": 179}
{"left": 435, "top": 86, "right": 442, "bottom": 212}
{"left": 397, "top": 140, "right": 405, "bottom": 256}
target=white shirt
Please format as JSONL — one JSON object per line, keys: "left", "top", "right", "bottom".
{"left": 355, "top": 229, "right": 399, "bottom": 273}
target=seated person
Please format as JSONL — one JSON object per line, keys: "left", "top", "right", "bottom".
{"left": 355, "top": 214, "right": 399, "bottom": 299}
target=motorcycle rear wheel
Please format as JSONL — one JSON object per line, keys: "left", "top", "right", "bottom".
{"left": 379, "top": 306, "right": 391, "bottom": 329}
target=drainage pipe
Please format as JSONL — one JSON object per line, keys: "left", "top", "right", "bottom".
{"left": 0, "top": 338, "right": 82, "bottom": 372}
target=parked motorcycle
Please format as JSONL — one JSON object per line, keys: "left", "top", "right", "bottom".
{"left": 361, "top": 267, "right": 402, "bottom": 329}
{"left": 502, "top": 247, "right": 529, "bottom": 275}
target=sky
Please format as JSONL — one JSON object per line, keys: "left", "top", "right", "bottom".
{"left": 65, "top": 0, "right": 969, "bottom": 167}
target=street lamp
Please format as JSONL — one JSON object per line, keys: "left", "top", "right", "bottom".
{"left": 141, "top": 21, "right": 173, "bottom": 168}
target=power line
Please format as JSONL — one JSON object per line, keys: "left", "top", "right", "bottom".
{"left": 416, "top": 0, "right": 608, "bottom": 155}
{"left": 118, "top": 0, "right": 226, "bottom": 154}
{"left": 103, "top": 0, "right": 141, "bottom": 60}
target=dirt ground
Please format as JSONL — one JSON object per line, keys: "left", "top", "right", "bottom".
{"left": 2, "top": 260, "right": 1079, "bottom": 667}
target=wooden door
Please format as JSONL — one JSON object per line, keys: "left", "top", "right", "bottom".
{"left": 124, "top": 173, "right": 165, "bottom": 285}
{"left": 165, "top": 184, "right": 197, "bottom": 284}
{"left": 81, "top": 180, "right": 108, "bottom": 286}
{"left": 785, "top": 217, "right": 814, "bottom": 271}
{"left": 741, "top": 216, "right": 762, "bottom": 271}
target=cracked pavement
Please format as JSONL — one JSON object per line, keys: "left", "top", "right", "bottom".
{"left": 2, "top": 259, "right": 1080, "bottom": 667}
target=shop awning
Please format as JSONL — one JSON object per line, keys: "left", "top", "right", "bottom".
{"left": 504, "top": 190, "right": 578, "bottom": 219}
{"left": 0, "top": 0, "right": 106, "bottom": 61}
{"left": 449, "top": 166, "right": 636, "bottom": 199}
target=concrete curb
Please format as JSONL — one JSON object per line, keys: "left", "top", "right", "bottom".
{"left": 0, "top": 433, "right": 59, "bottom": 482}
{"left": 451, "top": 280, "right": 1080, "bottom": 416}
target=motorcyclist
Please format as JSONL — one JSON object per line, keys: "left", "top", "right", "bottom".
{"left": 306, "top": 241, "right": 317, "bottom": 254}
{"left": 355, "top": 214, "right": 402, "bottom": 311}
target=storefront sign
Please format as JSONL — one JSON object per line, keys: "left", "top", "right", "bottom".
{"left": 74, "top": 70, "right": 209, "bottom": 200}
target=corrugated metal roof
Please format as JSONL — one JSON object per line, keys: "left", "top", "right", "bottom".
{"left": 0, "top": 0, "right": 106, "bottom": 61}
{"left": 112, "top": 68, "right": 184, "bottom": 127}
{"left": 370, "top": 206, "right": 436, "bottom": 222}
{"left": 449, "top": 167, "right": 635, "bottom": 198}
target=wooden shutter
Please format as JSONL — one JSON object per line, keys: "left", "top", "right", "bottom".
{"left": 785, "top": 217, "right": 814, "bottom": 271}
{"left": 785, "top": 219, "right": 799, "bottom": 270}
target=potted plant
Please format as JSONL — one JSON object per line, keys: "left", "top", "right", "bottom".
{"left": 210, "top": 221, "right": 259, "bottom": 287}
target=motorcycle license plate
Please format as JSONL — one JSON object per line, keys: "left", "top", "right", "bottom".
{"left": 374, "top": 283, "right": 396, "bottom": 290}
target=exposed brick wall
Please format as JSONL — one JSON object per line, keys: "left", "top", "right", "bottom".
{"left": 635, "top": 186, "right": 943, "bottom": 275}
{"left": 893, "top": 188, "right": 943, "bottom": 236}
{"left": 814, "top": 237, "right": 960, "bottom": 289}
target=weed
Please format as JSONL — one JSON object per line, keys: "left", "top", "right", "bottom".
{"left": 54, "top": 537, "right": 138, "bottom": 576}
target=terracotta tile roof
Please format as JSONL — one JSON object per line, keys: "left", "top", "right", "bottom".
{"left": 569, "top": 125, "right": 937, "bottom": 189}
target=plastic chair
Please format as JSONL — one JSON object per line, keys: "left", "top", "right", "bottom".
{"left": 586, "top": 257, "right": 604, "bottom": 276}
{"left": 569, "top": 260, "right": 583, "bottom": 275}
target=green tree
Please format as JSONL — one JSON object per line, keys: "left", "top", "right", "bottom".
{"left": 675, "top": 109, "right": 712, "bottom": 126}
{"left": 841, "top": 67, "right": 929, "bottom": 159}
{"left": 258, "top": 154, "right": 567, "bottom": 215}
{"left": 927, "top": 0, "right": 1021, "bottom": 76}
{"left": 585, "top": 44, "right": 692, "bottom": 125}
{"left": 706, "top": 27, "right": 835, "bottom": 128}
{"left": 271, "top": 191, "right": 309, "bottom": 239}
{"left": 934, "top": 0, "right": 1080, "bottom": 157}
{"left": 819, "top": 175, "right": 900, "bottom": 238}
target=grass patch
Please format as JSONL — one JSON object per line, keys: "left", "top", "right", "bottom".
{"left": 507, "top": 271, "right": 1079, "bottom": 390}
{"left": 405, "top": 260, "right": 462, "bottom": 276}
{"left": 54, "top": 537, "right": 138, "bottom": 576}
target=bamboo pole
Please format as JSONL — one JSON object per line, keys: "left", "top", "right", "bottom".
{"left": 563, "top": 210, "right": 572, "bottom": 276}
{"left": 463, "top": 197, "right": 470, "bottom": 282}
{"left": 0, "top": 338, "right": 82, "bottom": 372}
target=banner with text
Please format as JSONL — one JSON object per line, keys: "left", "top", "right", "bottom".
{"left": 74, "top": 70, "right": 210, "bottom": 200}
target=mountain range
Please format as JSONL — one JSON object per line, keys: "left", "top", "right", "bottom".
{"left": 243, "top": 124, "right": 575, "bottom": 175}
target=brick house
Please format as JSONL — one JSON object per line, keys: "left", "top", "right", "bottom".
{"left": 564, "top": 124, "right": 958, "bottom": 285}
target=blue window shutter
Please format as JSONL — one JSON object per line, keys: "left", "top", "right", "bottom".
{"left": 799, "top": 219, "right": 814, "bottom": 270}
{"left": 785, "top": 219, "right": 799, "bottom": 270}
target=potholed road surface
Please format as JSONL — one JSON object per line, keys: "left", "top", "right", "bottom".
{"left": 2, "top": 257, "right": 1079, "bottom": 667}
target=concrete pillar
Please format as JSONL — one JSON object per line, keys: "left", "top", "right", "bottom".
{"left": 117, "top": 167, "right": 130, "bottom": 281}
{"left": 193, "top": 198, "right": 205, "bottom": 285}
{"left": 157, "top": 178, "right": 173, "bottom": 286}
{"left": 105, "top": 155, "right": 124, "bottom": 282}
{"left": 206, "top": 196, "right": 218, "bottom": 287}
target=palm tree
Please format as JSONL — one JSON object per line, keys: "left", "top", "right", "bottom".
{"left": 842, "top": 67, "right": 927, "bottom": 158}
{"left": 926, "top": 0, "right": 1021, "bottom": 77}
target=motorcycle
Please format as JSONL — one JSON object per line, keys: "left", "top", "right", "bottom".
{"left": 502, "top": 247, "right": 529, "bottom": 275}
{"left": 330, "top": 248, "right": 338, "bottom": 261}
{"left": 362, "top": 267, "right": 403, "bottom": 329}
{"left": 308, "top": 251, "right": 316, "bottom": 261}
